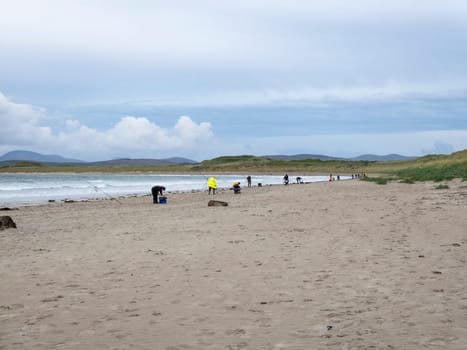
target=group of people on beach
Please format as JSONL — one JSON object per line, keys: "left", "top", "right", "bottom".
{"left": 328, "top": 173, "right": 366, "bottom": 181}
{"left": 152, "top": 172, "right": 369, "bottom": 202}
{"left": 207, "top": 176, "right": 249, "bottom": 195}
{"left": 151, "top": 175, "right": 253, "bottom": 203}
{"left": 283, "top": 173, "right": 303, "bottom": 185}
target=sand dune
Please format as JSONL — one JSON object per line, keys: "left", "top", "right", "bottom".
{"left": 1, "top": 179, "right": 466, "bottom": 349}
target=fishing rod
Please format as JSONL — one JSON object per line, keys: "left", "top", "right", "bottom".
{"left": 87, "top": 182, "right": 122, "bottom": 204}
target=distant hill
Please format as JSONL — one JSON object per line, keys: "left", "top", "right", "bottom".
{"left": 263, "top": 154, "right": 343, "bottom": 161}
{"left": 0, "top": 150, "right": 416, "bottom": 167}
{"left": 0, "top": 150, "right": 196, "bottom": 166}
{"left": 264, "top": 153, "right": 416, "bottom": 161}
{"left": 87, "top": 157, "right": 196, "bottom": 166}
{"left": 0, "top": 150, "right": 83, "bottom": 163}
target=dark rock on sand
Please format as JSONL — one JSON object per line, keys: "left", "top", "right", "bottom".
{"left": 208, "top": 200, "right": 228, "bottom": 207}
{"left": 0, "top": 216, "right": 17, "bottom": 230}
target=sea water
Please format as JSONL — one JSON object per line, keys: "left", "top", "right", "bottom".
{"left": 0, "top": 173, "right": 344, "bottom": 206}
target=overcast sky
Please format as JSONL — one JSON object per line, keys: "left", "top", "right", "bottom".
{"left": 1, "top": 0, "right": 467, "bottom": 161}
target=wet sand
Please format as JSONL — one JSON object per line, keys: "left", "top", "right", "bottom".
{"left": 1, "top": 179, "right": 467, "bottom": 349}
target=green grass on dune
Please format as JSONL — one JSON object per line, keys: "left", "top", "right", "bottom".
{"left": 395, "top": 163, "right": 467, "bottom": 182}
{"left": 196, "top": 155, "right": 373, "bottom": 173}
{"left": 391, "top": 150, "right": 467, "bottom": 182}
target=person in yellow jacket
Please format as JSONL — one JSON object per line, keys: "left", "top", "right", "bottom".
{"left": 207, "top": 176, "right": 217, "bottom": 195}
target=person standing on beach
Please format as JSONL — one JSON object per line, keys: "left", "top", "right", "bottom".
{"left": 151, "top": 185, "right": 165, "bottom": 204}
{"left": 246, "top": 175, "right": 252, "bottom": 187}
{"left": 208, "top": 177, "right": 217, "bottom": 195}
{"left": 283, "top": 173, "right": 289, "bottom": 185}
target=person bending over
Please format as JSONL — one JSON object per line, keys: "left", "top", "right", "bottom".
{"left": 233, "top": 181, "right": 241, "bottom": 194}
{"left": 151, "top": 185, "right": 166, "bottom": 204}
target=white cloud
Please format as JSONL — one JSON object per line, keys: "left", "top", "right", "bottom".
{"left": 174, "top": 116, "right": 212, "bottom": 141}
{"left": 0, "top": 93, "right": 213, "bottom": 160}
{"left": 0, "top": 92, "right": 52, "bottom": 145}
{"left": 0, "top": 93, "right": 44, "bottom": 119}
{"left": 65, "top": 119, "right": 81, "bottom": 129}
{"left": 1, "top": 92, "right": 466, "bottom": 161}
{"left": 100, "top": 116, "right": 212, "bottom": 152}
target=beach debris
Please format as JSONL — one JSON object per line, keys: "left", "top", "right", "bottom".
{"left": 0, "top": 216, "right": 17, "bottom": 230}
{"left": 63, "top": 199, "right": 75, "bottom": 203}
{"left": 225, "top": 328, "right": 246, "bottom": 336}
{"left": 41, "top": 295, "right": 63, "bottom": 303}
{"left": 147, "top": 249, "right": 164, "bottom": 255}
{"left": 33, "top": 248, "right": 50, "bottom": 252}
{"left": 228, "top": 239, "right": 245, "bottom": 244}
{"left": 259, "top": 299, "right": 294, "bottom": 305}
{"left": 0, "top": 207, "right": 18, "bottom": 211}
{"left": 208, "top": 200, "right": 228, "bottom": 207}
{"left": 441, "top": 243, "right": 462, "bottom": 247}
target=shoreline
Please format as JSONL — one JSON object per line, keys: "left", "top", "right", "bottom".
{"left": 1, "top": 180, "right": 323, "bottom": 209}
{"left": 1, "top": 173, "right": 351, "bottom": 208}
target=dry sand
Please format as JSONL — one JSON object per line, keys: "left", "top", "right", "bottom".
{"left": 1, "top": 179, "right": 467, "bottom": 349}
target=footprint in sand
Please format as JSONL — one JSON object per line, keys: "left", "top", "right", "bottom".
{"left": 41, "top": 295, "right": 64, "bottom": 302}
{"left": 225, "top": 328, "right": 246, "bottom": 336}
{"left": 226, "top": 342, "right": 249, "bottom": 350}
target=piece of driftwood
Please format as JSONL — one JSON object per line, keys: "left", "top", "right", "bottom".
{"left": 208, "top": 200, "right": 228, "bottom": 207}
{"left": 0, "top": 216, "right": 17, "bottom": 230}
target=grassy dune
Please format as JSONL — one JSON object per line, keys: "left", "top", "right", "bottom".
{"left": 394, "top": 150, "right": 467, "bottom": 181}
{"left": 1, "top": 150, "right": 466, "bottom": 182}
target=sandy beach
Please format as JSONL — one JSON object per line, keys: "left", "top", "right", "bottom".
{"left": 1, "top": 179, "right": 466, "bottom": 349}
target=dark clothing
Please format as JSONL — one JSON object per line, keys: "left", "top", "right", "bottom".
{"left": 246, "top": 176, "right": 252, "bottom": 187}
{"left": 151, "top": 186, "right": 165, "bottom": 204}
